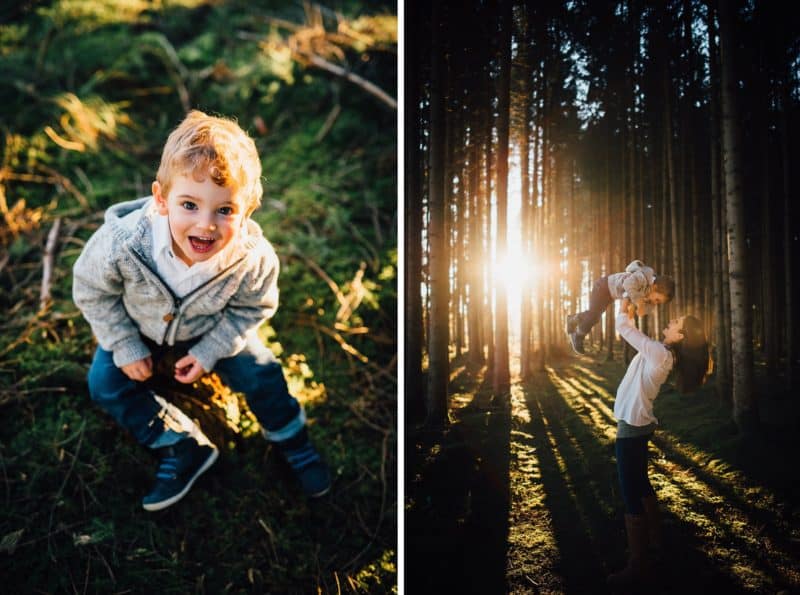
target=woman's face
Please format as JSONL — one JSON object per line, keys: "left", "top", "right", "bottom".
{"left": 662, "top": 316, "right": 686, "bottom": 345}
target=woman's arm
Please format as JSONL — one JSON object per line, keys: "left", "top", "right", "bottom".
{"left": 616, "top": 299, "right": 670, "bottom": 363}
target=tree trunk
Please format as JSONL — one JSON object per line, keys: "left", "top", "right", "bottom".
{"left": 519, "top": 61, "right": 533, "bottom": 379}
{"left": 492, "top": 0, "right": 511, "bottom": 396}
{"left": 719, "top": 0, "right": 757, "bottom": 431}
{"left": 425, "top": 0, "right": 449, "bottom": 428}
{"left": 780, "top": 78, "right": 795, "bottom": 384}
{"left": 707, "top": 3, "right": 731, "bottom": 401}
{"left": 467, "top": 94, "right": 484, "bottom": 367}
{"left": 404, "top": 0, "right": 425, "bottom": 423}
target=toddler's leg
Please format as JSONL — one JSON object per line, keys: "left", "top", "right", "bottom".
{"left": 88, "top": 346, "right": 218, "bottom": 511}
{"left": 214, "top": 337, "right": 331, "bottom": 497}
{"left": 88, "top": 346, "right": 209, "bottom": 447}
{"left": 576, "top": 276, "right": 613, "bottom": 335}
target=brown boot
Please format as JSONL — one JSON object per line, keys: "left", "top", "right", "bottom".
{"left": 641, "top": 495, "right": 662, "bottom": 553}
{"left": 607, "top": 514, "right": 650, "bottom": 588}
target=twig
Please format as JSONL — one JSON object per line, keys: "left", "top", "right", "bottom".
{"left": 315, "top": 102, "right": 341, "bottom": 142}
{"left": 342, "top": 432, "right": 390, "bottom": 572}
{"left": 47, "top": 420, "right": 86, "bottom": 562}
{"left": 0, "top": 387, "right": 68, "bottom": 407}
{"left": 36, "top": 165, "right": 89, "bottom": 208}
{"left": 303, "top": 54, "right": 396, "bottom": 110}
{"left": 93, "top": 544, "right": 116, "bottom": 584}
{"left": 257, "top": 517, "right": 280, "bottom": 564}
{"left": 40, "top": 216, "right": 61, "bottom": 312}
{"left": 289, "top": 248, "right": 348, "bottom": 309}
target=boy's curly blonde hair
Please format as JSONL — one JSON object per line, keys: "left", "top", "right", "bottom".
{"left": 156, "top": 110, "right": 263, "bottom": 215}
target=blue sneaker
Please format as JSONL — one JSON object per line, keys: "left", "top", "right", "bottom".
{"left": 568, "top": 331, "right": 585, "bottom": 355}
{"left": 276, "top": 429, "right": 331, "bottom": 498}
{"left": 142, "top": 437, "right": 218, "bottom": 511}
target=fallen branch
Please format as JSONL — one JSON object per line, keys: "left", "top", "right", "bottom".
{"left": 304, "top": 53, "right": 396, "bottom": 110}
{"left": 289, "top": 248, "right": 348, "bottom": 309}
{"left": 39, "top": 217, "right": 61, "bottom": 312}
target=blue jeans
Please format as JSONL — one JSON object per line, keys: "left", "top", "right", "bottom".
{"left": 615, "top": 434, "right": 655, "bottom": 514}
{"left": 575, "top": 276, "right": 612, "bottom": 335}
{"left": 87, "top": 334, "right": 304, "bottom": 448}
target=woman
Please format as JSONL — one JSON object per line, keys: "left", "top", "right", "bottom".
{"left": 608, "top": 298, "right": 710, "bottom": 587}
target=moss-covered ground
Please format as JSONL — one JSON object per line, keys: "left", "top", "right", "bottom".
{"left": 406, "top": 349, "right": 799, "bottom": 594}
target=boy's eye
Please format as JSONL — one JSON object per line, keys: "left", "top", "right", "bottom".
{"left": 218, "top": 206, "right": 234, "bottom": 216}
{"left": 181, "top": 201, "right": 197, "bottom": 210}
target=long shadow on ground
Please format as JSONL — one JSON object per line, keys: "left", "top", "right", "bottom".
{"left": 405, "top": 369, "right": 511, "bottom": 593}
{"left": 406, "top": 359, "right": 799, "bottom": 594}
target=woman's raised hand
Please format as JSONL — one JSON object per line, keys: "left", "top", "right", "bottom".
{"left": 620, "top": 297, "right": 635, "bottom": 319}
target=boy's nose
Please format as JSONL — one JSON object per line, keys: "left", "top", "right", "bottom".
{"left": 200, "top": 214, "right": 216, "bottom": 230}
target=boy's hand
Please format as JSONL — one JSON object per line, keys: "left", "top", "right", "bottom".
{"left": 121, "top": 356, "right": 153, "bottom": 382}
{"left": 174, "top": 354, "right": 206, "bottom": 384}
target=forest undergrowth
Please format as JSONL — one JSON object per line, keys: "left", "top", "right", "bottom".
{"left": 406, "top": 348, "right": 800, "bottom": 594}
{"left": 0, "top": 1, "right": 397, "bottom": 592}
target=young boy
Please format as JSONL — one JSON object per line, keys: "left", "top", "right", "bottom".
{"left": 73, "top": 110, "right": 331, "bottom": 511}
{"left": 566, "top": 259, "right": 675, "bottom": 354}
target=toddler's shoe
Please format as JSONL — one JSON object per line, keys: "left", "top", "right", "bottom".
{"left": 276, "top": 428, "right": 332, "bottom": 498}
{"left": 566, "top": 314, "right": 579, "bottom": 335}
{"left": 142, "top": 436, "right": 218, "bottom": 511}
{"left": 568, "top": 331, "right": 585, "bottom": 355}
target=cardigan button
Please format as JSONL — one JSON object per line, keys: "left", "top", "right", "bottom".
{"left": 163, "top": 313, "right": 174, "bottom": 322}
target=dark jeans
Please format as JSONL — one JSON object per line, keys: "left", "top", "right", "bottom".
{"left": 615, "top": 433, "right": 656, "bottom": 514}
{"left": 575, "top": 276, "right": 612, "bottom": 335}
{"left": 87, "top": 333, "right": 304, "bottom": 448}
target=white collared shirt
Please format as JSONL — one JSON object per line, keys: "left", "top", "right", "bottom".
{"left": 151, "top": 213, "right": 243, "bottom": 297}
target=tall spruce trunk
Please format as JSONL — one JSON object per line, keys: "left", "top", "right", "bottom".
{"left": 664, "top": 72, "right": 681, "bottom": 314}
{"left": 492, "top": 0, "right": 511, "bottom": 395}
{"left": 780, "top": 81, "right": 794, "bottom": 384}
{"left": 467, "top": 106, "right": 484, "bottom": 367}
{"left": 404, "top": 0, "right": 425, "bottom": 422}
{"left": 719, "top": 0, "right": 757, "bottom": 430}
{"left": 425, "top": 0, "right": 449, "bottom": 427}
{"left": 707, "top": 5, "right": 731, "bottom": 400}
{"left": 520, "top": 87, "right": 532, "bottom": 379}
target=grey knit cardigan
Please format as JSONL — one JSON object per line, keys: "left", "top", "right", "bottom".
{"left": 72, "top": 197, "right": 280, "bottom": 372}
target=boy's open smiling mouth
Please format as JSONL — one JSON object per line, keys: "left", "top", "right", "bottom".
{"left": 189, "top": 236, "right": 217, "bottom": 253}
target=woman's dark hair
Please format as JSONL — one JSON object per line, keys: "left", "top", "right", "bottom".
{"left": 669, "top": 315, "right": 710, "bottom": 393}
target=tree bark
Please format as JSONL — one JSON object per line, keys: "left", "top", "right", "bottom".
{"left": 404, "top": 0, "right": 425, "bottom": 423}
{"left": 707, "top": 3, "right": 731, "bottom": 401}
{"left": 492, "top": 0, "right": 512, "bottom": 395}
{"left": 425, "top": 0, "right": 449, "bottom": 428}
{"left": 719, "top": 0, "right": 757, "bottom": 431}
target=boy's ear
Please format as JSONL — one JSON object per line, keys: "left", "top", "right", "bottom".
{"left": 152, "top": 181, "right": 169, "bottom": 215}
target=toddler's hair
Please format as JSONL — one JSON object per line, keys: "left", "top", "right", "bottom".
{"left": 156, "top": 110, "right": 263, "bottom": 215}
{"left": 653, "top": 275, "right": 675, "bottom": 300}
{"left": 670, "top": 315, "right": 710, "bottom": 394}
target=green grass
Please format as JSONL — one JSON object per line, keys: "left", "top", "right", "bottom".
{"left": 0, "top": 0, "right": 397, "bottom": 591}
{"left": 406, "top": 350, "right": 800, "bottom": 594}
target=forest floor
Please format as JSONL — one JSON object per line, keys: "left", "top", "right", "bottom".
{"left": 406, "top": 348, "right": 800, "bottom": 594}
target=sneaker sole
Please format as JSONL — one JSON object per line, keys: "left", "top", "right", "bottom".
{"left": 142, "top": 447, "right": 219, "bottom": 512}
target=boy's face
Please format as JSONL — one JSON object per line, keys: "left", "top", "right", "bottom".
{"left": 152, "top": 174, "right": 245, "bottom": 267}
{"left": 648, "top": 290, "right": 669, "bottom": 305}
